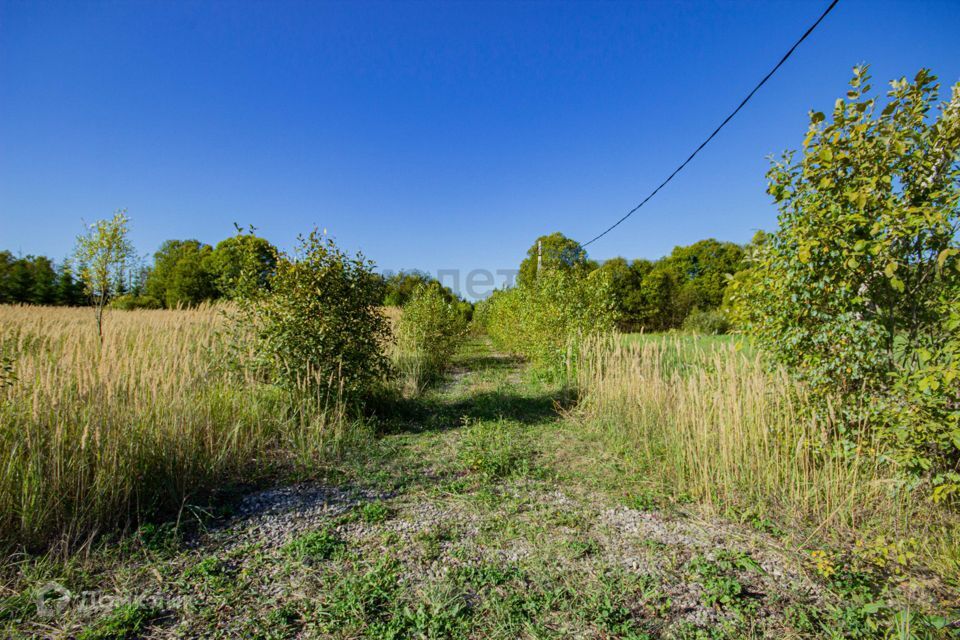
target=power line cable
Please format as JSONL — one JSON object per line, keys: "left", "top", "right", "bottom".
{"left": 580, "top": 0, "right": 840, "bottom": 248}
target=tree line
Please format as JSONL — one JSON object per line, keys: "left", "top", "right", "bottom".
{"left": 1, "top": 231, "right": 747, "bottom": 333}
{"left": 0, "top": 233, "right": 467, "bottom": 311}
{"left": 515, "top": 231, "right": 752, "bottom": 333}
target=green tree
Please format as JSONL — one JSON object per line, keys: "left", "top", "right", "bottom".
{"left": 486, "top": 268, "right": 616, "bottom": 375}
{"left": 206, "top": 234, "right": 277, "bottom": 298}
{"left": 395, "top": 284, "right": 468, "bottom": 392}
{"left": 517, "top": 232, "right": 590, "bottom": 287}
{"left": 145, "top": 240, "right": 218, "bottom": 308}
{"left": 55, "top": 260, "right": 88, "bottom": 306}
{"left": 27, "top": 256, "right": 58, "bottom": 305}
{"left": 383, "top": 270, "right": 450, "bottom": 307}
{"left": 636, "top": 267, "right": 677, "bottom": 331}
{"left": 747, "top": 67, "right": 960, "bottom": 491}
{"left": 660, "top": 239, "right": 744, "bottom": 320}
{"left": 74, "top": 211, "right": 136, "bottom": 339}
{"left": 6, "top": 257, "right": 33, "bottom": 303}
{"left": 234, "top": 229, "right": 391, "bottom": 403}
{"left": 596, "top": 257, "right": 645, "bottom": 330}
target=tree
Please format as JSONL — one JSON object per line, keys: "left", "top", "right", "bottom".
{"left": 517, "top": 232, "right": 590, "bottom": 287}
{"left": 6, "top": 257, "right": 33, "bottom": 303}
{"left": 145, "top": 240, "right": 217, "bottom": 308}
{"left": 0, "top": 251, "right": 12, "bottom": 303}
{"left": 637, "top": 267, "right": 677, "bottom": 331}
{"left": 74, "top": 211, "right": 136, "bottom": 340}
{"left": 234, "top": 229, "right": 391, "bottom": 402}
{"left": 52, "top": 259, "right": 86, "bottom": 306}
{"left": 747, "top": 67, "right": 960, "bottom": 491}
{"left": 660, "top": 239, "right": 744, "bottom": 320}
{"left": 206, "top": 234, "right": 278, "bottom": 298}
{"left": 596, "top": 257, "right": 644, "bottom": 330}
{"left": 27, "top": 256, "right": 58, "bottom": 305}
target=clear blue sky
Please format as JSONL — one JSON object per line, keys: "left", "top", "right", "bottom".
{"left": 2, "top": 0, "right": 959, "bottom": 296}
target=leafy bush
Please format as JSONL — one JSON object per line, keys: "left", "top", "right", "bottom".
{"left": 682, "top": 308, "right": 730, "bottom": 335}
{"left": 234, "top": 229, "right": 391, "bottom": 404}
{"left": 458, "top": 420, "right": 533, "bottom": 480}
{"left": 741, "top": 66, "right": 960, "bottom": 495}
{"left": 108, "top": 294, "right": 162, "bottom": 310}
{"left": 394, "top": 284, "right": 467, "bottom": 393}
{"left": 483, "top": 268, "right": 616, "bottom": 376}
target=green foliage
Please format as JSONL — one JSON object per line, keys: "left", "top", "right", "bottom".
{"left": 145, "top": 239, "right": 218, "bottom": 308}
{"left": 743, "top": 66, "right": 960, "bottom": 492}
{"left": 687, "top": 553, "right": 759, "bottom": 618}
{"left": 357, "top": 500, "right": 391, "bottom": 524}
{"left": 77, "top": 603, "right": 161, "bottom": 640}
{"left": 395, "top": 284, "right": 468, "bottom": 392}
{"left": 598, "top": 240, "right": 743, "bottom": 332}
{"left": 108, "top": 294, "right": 162, "bottom": 310}
{"left": 682, "top": 308, "right": 730, "bottom": 335}
{"left": 482, "top": 265, "right": 616, "bottom": 375}
{"left": 517, "top": 232, "right": 592, "bottom": 287}
{"left": 282, "top": 526, "right": 345, "bottom": 562}
{"left": 382, "top": 270, "right": 458, "bottom": 307}
{"left": 207, "top": 233, "right": 278, "bottom": 298}
{"left": 233, "top": 228, "right": 391, "bottom": 404}
{"left": 0, "top": 253, "right": 60, "bottom": 305}
{"left": 662, "top": 239, "right": 744, "bottom": 320}
{"left": 458, "top": 420, "right": 533, "bottom": 480}
{"left": 73, "top": 210, "right": 136, "bottom": 339}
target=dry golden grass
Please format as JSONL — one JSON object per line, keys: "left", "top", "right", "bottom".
{"left": 576, "top": 335, "right": 959, "bottom": 575}
{"left": 0, "top": 304, "right": 355, "bottom": 554}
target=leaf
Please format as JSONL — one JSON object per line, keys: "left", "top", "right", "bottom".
{"left": 890, "top": 276, "right": 905, "bottom": 292}
{"left": 811, "top": 111, "right": 826, "bottom": 124}
{"left": 819, "top": 148, "right": 833, "bottom": 162}
{"left": 884, "top": 262, "right": 897, "bottom": 277}
{"left": 937, "top": 248, "right": 958, "bottom": 269}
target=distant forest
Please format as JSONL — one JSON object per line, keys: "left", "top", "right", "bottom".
{"left": 0, "top": 231, "right": 755, "bottom": 332}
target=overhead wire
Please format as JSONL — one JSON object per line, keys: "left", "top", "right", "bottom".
{"left": 580, "top": 0, "right": 840, "bottom": 248}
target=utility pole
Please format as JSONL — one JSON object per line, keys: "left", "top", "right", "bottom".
{"left": 537, "top": 240, "right": 542, "bottom": 275}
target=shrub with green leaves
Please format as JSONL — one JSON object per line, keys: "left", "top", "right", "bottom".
{"left": 234, "top": 229, "right": 391, "bottom": 405}
{"left": 681, "top": 308, "right": 730, "bottom": 335}
{"left": 484, "top": 267, "right": 616, "bottom": 376}
{"left": 741, "top": 66, "right": 960, "bottom": 495}
{"left": 108, "top": 294, "right": 162, "bottom": 310}
{"left": 394, "top": 283, "right": 468, "bottom": 392}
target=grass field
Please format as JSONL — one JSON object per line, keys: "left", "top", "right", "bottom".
{"left": 1, "top": 334, "right": 955, "bottom": 638}
{"left": 0, "top": 305, "right": 360, "bottom": 555}
{"left": 582, "top": 334, "right": 960, "bottom": 577}
{"left": 1, "top": 310, "right": 958, "bottom": 638}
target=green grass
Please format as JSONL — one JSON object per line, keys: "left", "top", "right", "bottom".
{"left": 77, "top": 604, "right": 161, "bottom": 640}
{"left": 3, "top": 335, "right": 957, "bottom": 640}
{"left": 620, "top": 332, "right": 755, "bottom": 367}
{"left": 282, "top": 526, "right": 346, "bottom": 563}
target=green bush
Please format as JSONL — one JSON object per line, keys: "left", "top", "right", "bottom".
{"left": 234, "top": 229, "right": 391, "bottom": 405}
{"left": 107, "top": 294, "right": 162, "bottom": 310}
{"left": 484, "top": 268, "right": 616, "bottom": 376}
{"left": 395, "top": 284, "right": 467, "bottom": 393}
{"left": 681, "top": 308, "right": 730, "bottom": 335}
{"left": 742, "top": 66, "right": 960, "bottom": 496}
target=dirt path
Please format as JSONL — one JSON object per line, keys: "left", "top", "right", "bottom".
{"left": 11, "top": 339, "right": 902, "bottom": 639}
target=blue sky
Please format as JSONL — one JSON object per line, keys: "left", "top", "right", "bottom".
{"left": 2, "top": 0, "right": 959, "bottom": 297}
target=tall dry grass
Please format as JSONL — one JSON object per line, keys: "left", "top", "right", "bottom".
{"left": 0, "top": 304, "right": 357, "bottom": 554}
{"left": 576, "top": 335, "right": 958, "bottom": 571}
